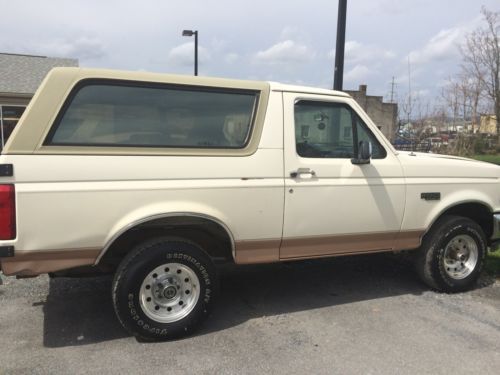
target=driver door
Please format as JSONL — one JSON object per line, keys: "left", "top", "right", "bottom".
{"left": 281, "top": 92, "right": 406, "bottom": 259}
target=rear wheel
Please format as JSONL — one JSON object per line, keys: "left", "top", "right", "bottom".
{"left": 112, "top": 238, "right": 217, "bottom": 340}
{"left": 415, "top": 215, "right": 486, "bottom": 293}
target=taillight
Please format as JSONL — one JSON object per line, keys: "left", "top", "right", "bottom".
{"left": 0, "top": 184, "right": 15, "bottom": 240}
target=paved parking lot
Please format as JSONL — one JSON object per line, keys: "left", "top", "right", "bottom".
{"left": 1, "top": 253, "right": 499, "bottom": 375}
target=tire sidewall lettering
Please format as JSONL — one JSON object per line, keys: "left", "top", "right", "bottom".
{"left": 117, "top": 241, "right": 216, "bottom": 339}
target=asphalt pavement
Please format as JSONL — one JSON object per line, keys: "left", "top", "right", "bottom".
{"left": 1, "top": 253, "right": 499, "bottom": 375}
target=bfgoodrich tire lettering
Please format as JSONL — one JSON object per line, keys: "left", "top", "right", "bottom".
{"left": 112, "top": 238, "right": 217, "bottom": 341}
{"left": 415, "top": 215, "right": 486, "bottom": 293}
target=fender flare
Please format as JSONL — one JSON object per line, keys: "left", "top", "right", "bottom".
{"left": 94, "top": 212, "right": 236, "bottom": 264}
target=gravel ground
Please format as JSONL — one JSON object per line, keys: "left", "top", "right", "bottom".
{"left": 1, "top": 253, "right": 499, "bottom": 375}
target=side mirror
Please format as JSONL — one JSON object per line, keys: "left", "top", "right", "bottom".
{"left": 351, "top": 140, "right": 372, "bottom": 165}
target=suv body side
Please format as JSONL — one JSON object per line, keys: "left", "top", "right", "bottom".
{"left": 1, "top": 68, "right": 500, "bottom": 278}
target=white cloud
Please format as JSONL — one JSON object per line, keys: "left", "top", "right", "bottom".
{"left": 344, "top": 64, "right": 371, "bottom": 82}
{"left": 329, "top": 40, "right": 393, "bottom": 86}
{"left": 254, "top": 40, "right": 315, "bottom": 65}
{"left": 407, "top": 27, "right": 467, "bottom": 65}
{"left": 377, "top": 0, "right": 407, "bottom": 15}
{"left": 0, "top": 0, "right": 496, "bottom": 101}
{"left": 21, "top": 36, "right": 106, "bottom": 61}
{"left": 224, "top": 53, "right": 239, "bottom": 64}
{"left": 329, "top": 40, "right": 396, "bottom": 65}
{"left": 412, "top": 14, "right": 485, "bottom": 66}
{"left": 279, "top": 26, "right": 301, "bottom": 41}
{"left": 396, "top": 65, "right": 425, "bottom": 86}
{"left": 415, "top": 89, "right": 430, "bottom": 97}
{"left": 167, "top": 42, "right": 210, "bottom": 67}
{"left": 347, "top": 41, "right": 396, "bottom": 63}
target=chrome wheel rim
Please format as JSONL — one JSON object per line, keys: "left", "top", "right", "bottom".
{"left": 139, "top": 263, "right": 200, "bottom": 323}
{"left": 443, "top": 234, "right": 478, "bottom": 280}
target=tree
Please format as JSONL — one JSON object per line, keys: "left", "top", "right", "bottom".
{"left": 461, "top": 7, "right": 500, "bottom": 138}
{"left": 442, "top": 73, "right": 483, "bottom": 132}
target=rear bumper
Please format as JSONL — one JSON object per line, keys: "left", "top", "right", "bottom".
{"left": 0, "top": 246, "right": 14, "bottom": 258}
{"left": 0, "top": 246, "right": 14, "bottom": 275}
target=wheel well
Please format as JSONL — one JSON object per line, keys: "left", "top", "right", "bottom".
{"left": 98, "top": 216, "right": 234, "bottom": 271}
{"left": 434, "top": 202, "right": 493, "bottom": 240}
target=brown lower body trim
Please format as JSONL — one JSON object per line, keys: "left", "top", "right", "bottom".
{"left": 234, "top": 239, "right": 281, "bottom": 264}
{"left": 1, "top": 230, "right": 425, "bottom": 274}
{"left": 0, "top": 248, "right": 101, "bottom": 276}
{"left": 281, "top": 230, "right": 425, "bottom": 259}
{"left": 234, "top": 230, "right": 425, "bottom": 264}
{"left": 393, "top": 230, "right": 425, "bottom": 250}
{"left": 281, "top": 231, "right": 395, "bottom": 259}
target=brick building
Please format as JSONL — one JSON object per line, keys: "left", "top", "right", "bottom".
{"left": 345, "top": 84, "right": 397, "bottom": 141}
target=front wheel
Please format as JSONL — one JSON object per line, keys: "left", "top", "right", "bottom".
{"left": 415, "top": 215, "right": 486, "bottom": 293}
{"left": 112, "top": 238, "right": 217, "bottom": 341}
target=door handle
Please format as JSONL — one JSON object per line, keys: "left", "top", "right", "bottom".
{"left": 290, "top": 168, "right": 316, "bottom": 178}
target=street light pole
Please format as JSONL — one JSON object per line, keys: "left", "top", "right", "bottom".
{"left": 182, "top": 29, "right": 198, "bottom": 76}
{"left": 333, "top": 0, "right": 347, "bottom": 91}
{"left": 194, "top": 31, "right": 198, "bottom": 76}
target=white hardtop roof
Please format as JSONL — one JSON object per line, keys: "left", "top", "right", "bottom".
{"left": 46, "top": 67, "right": 350, "bottom": 98}
{"left": 269, "top": 81, "right": 350, "bottom": 97}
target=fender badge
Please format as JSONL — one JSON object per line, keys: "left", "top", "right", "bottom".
{"left": 421, "top": 192, "right": 440, "bottom": 201}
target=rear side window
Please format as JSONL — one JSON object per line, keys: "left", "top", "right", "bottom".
{"left": 45, "top": 81, "right": 259, "bottom": 148}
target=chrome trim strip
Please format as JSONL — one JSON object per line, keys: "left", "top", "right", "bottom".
{"left": 95, "top": 212, "right": 236, "bottom": 264}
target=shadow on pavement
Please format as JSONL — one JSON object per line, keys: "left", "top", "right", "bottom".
{"left": 201, "top": 253, "right": 427, "bottom": 337}
{"left": 42, "top": 253, "right": 426, "bottom": 347}
{"left": 42, "top": 275, "right": 127, "bottom": 347}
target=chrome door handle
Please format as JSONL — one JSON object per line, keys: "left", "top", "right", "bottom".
{"left": 290, "top": 168, "right": 316, "bottom": 178}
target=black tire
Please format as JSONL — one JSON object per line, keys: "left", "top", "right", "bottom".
{"left": 112, "top": 237, "right": 217, "bottom": 341}
{"left": 415, "top": 215, "right": 486, "bottom": 293}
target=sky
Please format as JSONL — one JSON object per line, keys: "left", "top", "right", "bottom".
{"left": 1, "top": 0, "right": 498, "bottom": 105}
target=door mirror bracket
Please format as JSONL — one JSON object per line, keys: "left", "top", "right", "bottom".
{"left": 351, "top": 140, "right": 372, "bottom": 165}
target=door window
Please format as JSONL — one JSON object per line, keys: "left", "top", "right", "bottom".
{"left": 294, "top": 100, "right": 386, "bottom": 159}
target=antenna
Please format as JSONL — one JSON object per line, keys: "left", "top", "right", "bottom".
{"left": 408, "top": 57, "right": 415, "bottom": 155}
{"left": 407, "top": 56, "right": 412, "bottom": 125}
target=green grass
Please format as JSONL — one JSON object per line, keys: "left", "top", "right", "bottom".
{"left": 472, "top": 154, "right": 500, "bottom": 165}
{"left": 485, "top": 248, "right": 500, "bottom": 277}
{"left": 468, "top": 154, "right": 500, "bottom": 276}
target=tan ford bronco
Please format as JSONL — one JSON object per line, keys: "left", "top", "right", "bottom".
{"left": 1, "top": 67, "right": 499, "bottom": 340}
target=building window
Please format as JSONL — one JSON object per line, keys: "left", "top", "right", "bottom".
{"left": 0, "top": 105, "right": 26, "bottom": 149}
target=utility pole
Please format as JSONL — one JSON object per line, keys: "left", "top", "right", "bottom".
{"left": 333, "top": 0, "right": 347, "bottom": 91}
{"left": 390, "top": 76, "right": 396, "bottom": 103}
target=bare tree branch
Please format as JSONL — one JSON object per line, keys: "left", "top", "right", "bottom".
{"left": 460, "top": 7, "right": 500, "bottom": 137}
